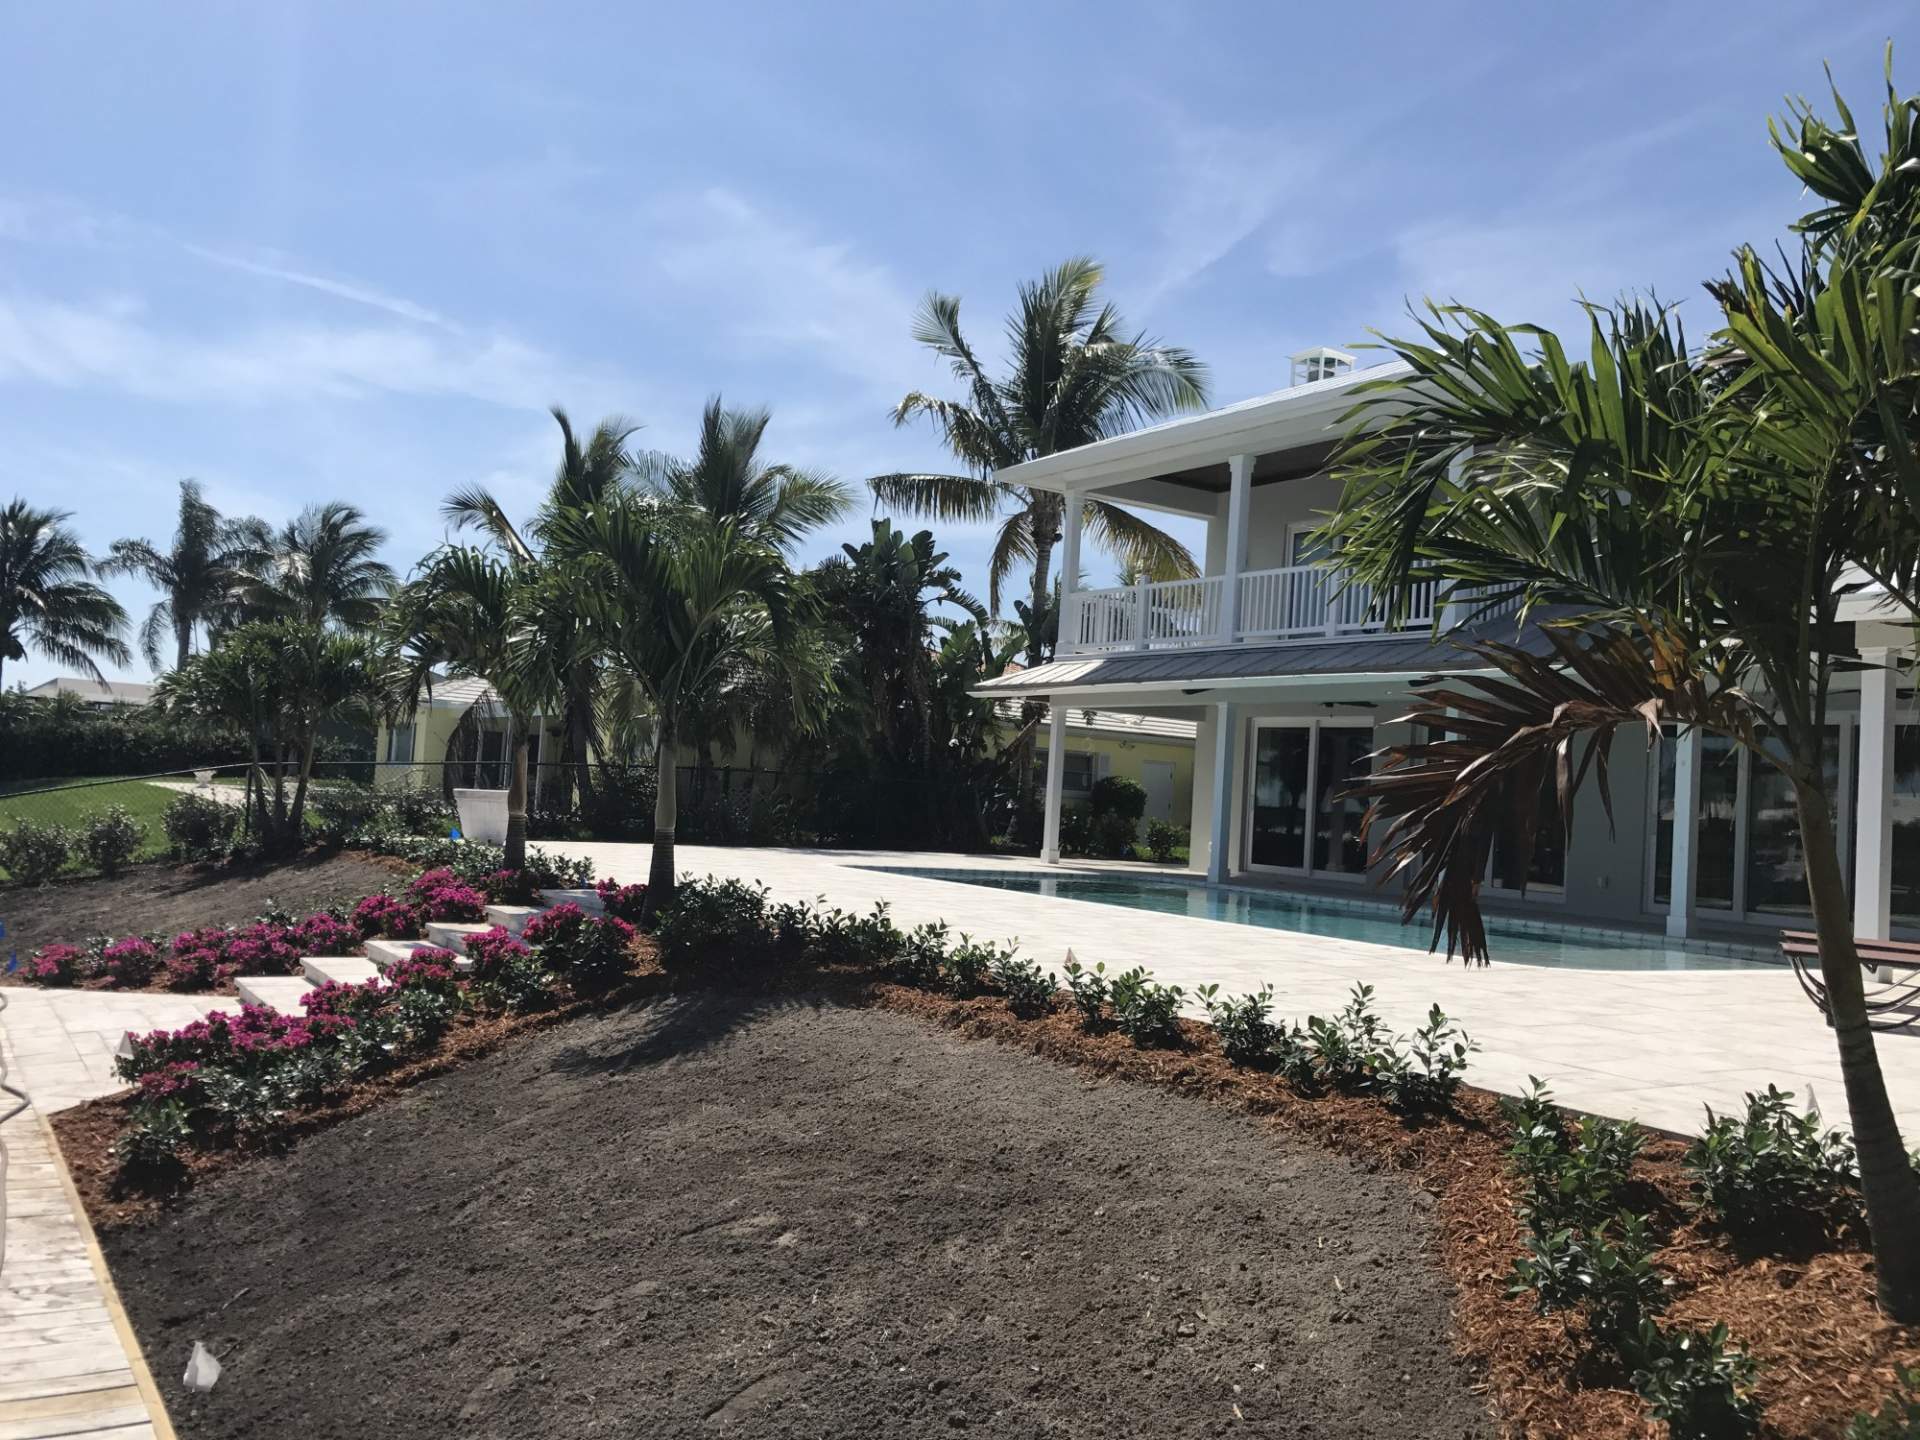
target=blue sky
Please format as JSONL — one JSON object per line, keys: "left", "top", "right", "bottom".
{"left": 1, "top": 2, "right": 1908, "bottom": 686}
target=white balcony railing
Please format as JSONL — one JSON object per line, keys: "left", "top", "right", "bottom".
{"left": 1062, "top": 564, "right": 1440, "bottom": 655}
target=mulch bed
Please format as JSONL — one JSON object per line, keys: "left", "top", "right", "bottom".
{"left": 73, "top": 988, "right": 1491, "bottom": 1440}
{"left": 0, "top": 850, "right": 412, "bottom": 992}
{"left": 50, "top": 959, "right": 1920, "bottom": 1437}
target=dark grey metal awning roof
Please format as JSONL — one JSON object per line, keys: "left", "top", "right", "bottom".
{"left": 972, "top": 625, "right": 1553, "bottom": 696}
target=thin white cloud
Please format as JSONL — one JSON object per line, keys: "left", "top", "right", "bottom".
{"left": 0, "top": 290, "right": 627, "bottom": 413}
{"left": 182, "top": 244, "right": 458, "bottom": 330}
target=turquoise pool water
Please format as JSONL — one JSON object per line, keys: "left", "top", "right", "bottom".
{"left": 857, "top": 867, "right": 1766, "bottom": 971}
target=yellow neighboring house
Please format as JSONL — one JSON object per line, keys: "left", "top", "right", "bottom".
{"left": 998, "top": 700, "right": 1195, "bottom": 830}
{"left": 375, "top": 677, "right": 569, "bottom": 795}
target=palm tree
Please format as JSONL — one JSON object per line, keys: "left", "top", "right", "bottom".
{"left": 1325, "top": 64, "right": 1920, "bottom": 1317}
{"left": 556, "top": 501, "right": 807, "bottom": 917}
{"left": 637, "top": 396, "right": 853, "bottom": 552}
{"left": 241, "top": 501, "right": 396, "bottom": 630}
{"left": 385, "top": 549, "right": 571, "bottom": 871}
{"left": 0, "top": 500, "right": 129, "bottom": 689}
{"left": 444, "top": 407, "right": 640, "bottom": 813}
{"left": 871, "top": 257, "right": 1210, "bottom": 665}
{"left": 101, "top": 479, "right": 269, "bottom": 671}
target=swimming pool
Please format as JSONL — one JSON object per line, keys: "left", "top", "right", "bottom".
{"left": 856, "top": 867, "right": 1767, "bottom": 971}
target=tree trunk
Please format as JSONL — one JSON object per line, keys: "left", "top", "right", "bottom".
{"left": 174, "top": 616, "right": 192, "bottom": 673}
{"left": 505, "top": 723, "right": 530, "bottom": 871}
{"left": 643, "top": 728, "right": 677, "bottom": 924}
{"left": 1026, "top": 496, "right": 1061, "bottom": 670}
{"left": 568, "top": 699, "right": 597, "bottom": 814}
{"left": 1796, "top": 778, "right": 1920, "bottom": 1320}
{"left": 288, "top": 729, "right": 318, "bottom": 845}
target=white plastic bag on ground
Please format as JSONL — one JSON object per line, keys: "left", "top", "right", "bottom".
{"left": 183, "top": 1341, "right": 221, "bottom": 1392}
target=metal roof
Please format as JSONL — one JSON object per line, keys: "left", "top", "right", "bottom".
{"left": 972, "top": 626, "right": 1552, "bottom": 697}
{"left": 992, "top": 698, "right": 1196, "bottom": 742}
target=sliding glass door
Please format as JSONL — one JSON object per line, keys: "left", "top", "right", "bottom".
{"left": 1246, "top": 721, "right": 1374, "bottom": 877}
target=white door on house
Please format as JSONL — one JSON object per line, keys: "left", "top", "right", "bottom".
{"left": 1140, "top": 760, "right": 1176, "bottom": 825}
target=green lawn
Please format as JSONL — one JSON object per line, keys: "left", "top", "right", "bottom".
{"left": 0, "top": 778, "right": 180, "bottom": 879}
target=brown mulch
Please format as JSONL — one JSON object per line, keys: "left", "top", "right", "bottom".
{"left": 49, "top": 954, "right": 1920, "bottom": 1438}
{"left": 0, "top": 849, "right": 413, "bottom": 988}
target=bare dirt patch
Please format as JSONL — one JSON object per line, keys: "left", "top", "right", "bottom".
{"left": 95, "top": 995, "right": 1491, "bottom": 1439}
{"left": 0, "top": 850, "right": 405, "bottom": 978}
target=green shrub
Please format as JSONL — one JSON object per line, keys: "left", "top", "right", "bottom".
{"left": 1508, "top": 1211, "right": 1670, "bottom": 1339}
{"left": 0, "top": 818, "right": 73, "bottom": 884}
{"left": 991, "top": 952, "right": 1056, "bottom": 1016}
{"left": 1059, "top": 805, "right": 1092, "bottom": 856}
{"left": 1502, "top": 1079, "right": 1644, "bottom": 1233}
{"left": 1685, "top": 1085, "right": 1858, "bottom": 1235}
{"left": 1087, "top": 775, "right": 1147, "bottom": 857}
{"left": 810, "top": 902, "right": 903, "bottom": 968}
{"left": 1375, "top": 1003, "right": 1476, "bottom": 1112}
{"left": 1062, "top": 956, "right": 1109, "bottom": 1029}
{"left": 1305, "top": 983, "right": 1394, "bottom": 1091}
{"left": 653, "top": 875, "right": 774, "bottom": 973}
{"left": 944, "top": 934, "right": 1005, "bottom": 998}
{"left": 114, "top": 1098, "right": 192, "bottom": 1173}
{"left": 163, "top": 791, "right": 238, "bottom": 860}
{"left": 1622, "top": 1319, "right": 1761, "bottom": 1439}
{"left": 1144, "top": 819, "right": 1186, "bottom": 864}
{"left": 1197, "top": 983, "right": 1280, "bottom": 1067}
{"left": 78, "top": 804, "right": 147, "bottom": 876}
{"left": 1108, "top": 966, "right": 1185, "bottom": 1047}
{"left": 1848, "top": 1368, "right": 1920, "bottom": 1439}
{"left": 891, "top": 921, "right": 950, "bottom": 986}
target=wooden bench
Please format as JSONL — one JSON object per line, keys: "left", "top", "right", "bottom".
{"left": 1781, "top": 930, "right": 1920, "bottom": 1032}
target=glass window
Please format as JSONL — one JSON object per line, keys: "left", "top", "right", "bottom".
{"left": 1249, "top": 726, "right": 1312, "bottom": 869}
{"left": 1488, "top": 768, "right": 1567, "bottom": 892}
{"left": 1062, "top": 751, "right": 1093, "bottom": 795}
{"left": 1312, "top": 727, "right": 1374, "bottom": 874}
{"left": 384, "top": 723, "right": 415, "bottom": 765}
{"left": 1892, "top": 723, "right": 1920, "bottom": 927}
{"left": 1652, "top": 730, "right": 1738, "bottom": 911}
{"left": 1744, "top": 727, "right": 1842, "bottom": 916}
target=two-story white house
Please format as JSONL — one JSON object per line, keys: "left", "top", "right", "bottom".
{"left": 973, "top": 349, "right": 1920, "bottom": 948}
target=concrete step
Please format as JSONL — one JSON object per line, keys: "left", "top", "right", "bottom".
{"left": 235, "top": 974, "right": 318, "bottom": 1012}
{"left": 483, "top": 904, "right": 542, "bottom": 935}
{"left": 301, "top": 956, "right": 384, "bottom": 987}
{"left": 364, "top": 937, "right": 473, "bottom": 975}
{"left": 426, "top": 921, "right": 496, "bottom": 955}
{"left": 535, "top": 888, "right": 604, "bottom": 914}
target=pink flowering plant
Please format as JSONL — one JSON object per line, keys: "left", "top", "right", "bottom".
{"left": 352, "top": 892, "right": 423, "bottom": 940}
{"left": 567, "top": 914, "right": 639, "bottom": 997}
{"left": 24, "top": 942, "right": 86, "bottom": 985}
{"left": 407, "top": 868, "right": 488, "bottom": 922}
{"left": 520, "top": 902, "right": 590, "bottom": 968}
{"left": 462, "top": 926, "right": 530, "bottom": 981}
{"left": 100, "top": 936, "right": 160, "bottom": 987}
{"left": 594, "top": 878, "right": 648, "bottom": 924}
{"left": 482, "top": 868, "right": 541, "bottom": 905}
{"left": 292, "top": 910, "right": 361, "bottom": 957}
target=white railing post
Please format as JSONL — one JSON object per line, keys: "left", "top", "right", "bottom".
{"left": 1131, "top": 576, "right": 1150, "bottom": 650}
{"left": 1666, "top": 727, "right": 1701, "bottom": 940}
{"left": 1221, "top": 453, "right": 1253, "bottom": 644}
{"left": 1857, "top": 646, "right": 1897, "bottom": 943}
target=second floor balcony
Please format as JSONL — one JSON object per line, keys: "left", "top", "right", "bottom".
{"left": 1061, "top": 565, "right": 1441, "bottom": 654}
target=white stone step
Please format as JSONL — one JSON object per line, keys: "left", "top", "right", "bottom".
{"left": 235, "top": 974, "right": 317, "bottom": 1012}
{"left": 364, "top": 937, "right": 474, "bottom": 975}
{"left": 301, "top": 956, "right": 384, "bottom": 987}
{"left": 483, "top": 904, "right": 542, "bottom": 935}
{"left": 426, "top": 921, "right": 495, "bottom": 954}
{"left": 535, "top": 888, "right": 604, "bottom": 914}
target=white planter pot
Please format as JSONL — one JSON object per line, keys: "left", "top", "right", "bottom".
{"left": 453, "top": 788, "right": 510, "bottom": 844}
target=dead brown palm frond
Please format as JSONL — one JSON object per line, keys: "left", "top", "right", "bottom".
{"left": 1345, "top": 622, "right": 1761, "bottom": 964}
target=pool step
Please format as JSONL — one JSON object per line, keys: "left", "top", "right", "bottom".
{"left": 364, "top": 937, "right": 473, "bottom": 974}
{"left": 426, "top": 921, "right": 496, "bottom": 955}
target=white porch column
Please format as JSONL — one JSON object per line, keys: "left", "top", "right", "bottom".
{"left": 1206, "top": 699, "right": 1239, "bottom": 885}
{"left": 1666, "top": 727, "right": 1701, "bottom": 940}
{"left": 1219, "top": 453, "right": 1254, "bottom": 642}
{"left": 1856, "top": 646, "right": 1897, "bottom": 940}
{"left": 1058, "top": 489, "right": 1083, "bottom": 653}
{"left": 1040, "top": 700, "right": 1069, "bottom": 865}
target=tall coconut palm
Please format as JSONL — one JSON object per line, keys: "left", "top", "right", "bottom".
{"left": 241, "top": 501, "right": 396, "bottom": 631}
{"left": 0, "top": 500, "right": 129, "bottom": 689}
{"left": 444, "top": 407, "right": 640, "bottom": 812}
{"left": 101, "top": 479, "right": 269, "bottom": 671}
{"left": 554, "top": 499, "right": 807, "bottom": 917}
{"left": 1325, "top": 63, "right": 1920, "bottom": 1317}
{"left": 871, "top": 256, "right": 1210, "bottom": 665}
{"left": 385, "top": 548, "right": 572, "bottom": 871}
{"left": 637, "top": 396, "right": 853, "bottom": 552}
